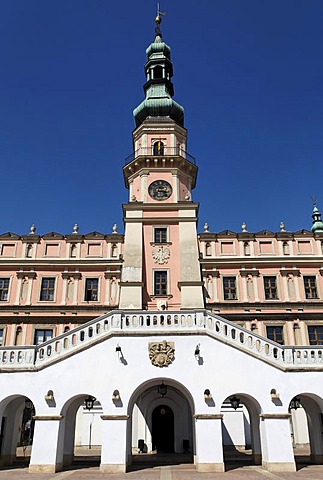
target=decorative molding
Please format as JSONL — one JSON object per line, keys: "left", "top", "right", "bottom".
{"left": 148, "top": 340, "right": 175, "bottom": 367}
{"left": 100, "top": 415, "right": 129, "bottom": 420}
{"left": 259, "top": 413, "right": 291, "bottom": 419}
{"left": 32, "top": 415, "right": 64, "bottom": 421}
{"left": 193, "top": 414, "right": 223, "bottom": 419}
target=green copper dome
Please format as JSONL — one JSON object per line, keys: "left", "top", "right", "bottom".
{"left": 311, "top": 205, "right": 323, "bottom": 233}
{"left": 133, "top": 33, "right": 184, "bottom": 128}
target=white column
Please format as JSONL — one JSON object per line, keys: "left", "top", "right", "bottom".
{"left": 212, "top": 273, "right": 219, "bottom": 302}
{"left": 14, "top": 272, "right": 24, "bottom": 305}
{"left": 61, "top": 272, "right": 69, "bottom": 306}
{"left": 29, "top": 416, "right": 63, "bottom": 473}
{"left": 104, "top": 272, "right": 111, "bottom": 306}
{"left": 260, "top": 414, "right": 296, "bottom": 472}
{"left": 100, "top": 415, "right": 128, "bottom": 473}
{"left": 172, "top": 172, "right": 179, "bottom": 202}
{"left": 72, "top": 272, "right": 81, "bottom": 305}
{"left": 281, "top": 274, "right": 289, "bottom": 301}
{"left": 294, "top": 274, "right": 301, "bottom": 301}
{"left": 253, "top": 275, "right": 260, "bottom": 302}
{"left": 194, "top": 414, "right": 224, "bottom": 472}
{"left": 26, "top": 271, "right": 36, "bottom": 305}
{"left": 241, "top": 275, "right": 248, "bottom": 302}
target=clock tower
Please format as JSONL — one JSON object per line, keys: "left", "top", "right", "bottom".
{"left": 119, "top": 16, "right": 204, "bottom": 310}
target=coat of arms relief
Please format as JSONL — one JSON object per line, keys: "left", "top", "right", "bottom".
{"left": 148, "top": 340, "right": 175, "bottom": 367}
{"left": 152, "top": 246, "right": 170, "bottom": 264}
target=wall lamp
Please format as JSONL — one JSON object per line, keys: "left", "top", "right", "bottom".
{"left": 44, "top": 390, "right": 54, "bottom": 402}
{"left": 194, "top": 344, "right": 200, "bottom": 360}
{"left": 229, "top": 395, "right": 241, "bottom": 410}
{"left": 84, "top": 395, "right": 96, "bottom": 411}
{"left": 116, "top": 344, "right": 122, "bottom": 360}
{"left": 112, "top": 389, "right": 121, "bottom": 402}
{"left": 270, "top": 389, "right": 280, "bottom": 401}
{"left": 290, "top": 397, "right": 301, "bottom": 410}
{"left": 204, "top": 389, "right": 213, "bottom": 401}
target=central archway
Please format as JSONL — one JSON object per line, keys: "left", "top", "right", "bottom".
{"left": 152, "top": 405, "right": 174, "bottom": 453}
{"left": 126, "top": 378, "right": 195, "bottom": 468}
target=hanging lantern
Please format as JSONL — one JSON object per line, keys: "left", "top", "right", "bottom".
{"left": 84, "top": 395, "right": 96, "bottom": 410}
{"left": 158, "top": 382, "right": 167, "bottom": 397}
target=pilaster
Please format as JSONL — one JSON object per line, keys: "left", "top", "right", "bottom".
{"left": 194, "top": 414, "right": 224, "bottom": 472}
{"left": 100, "top": 415, "right": 129, "bottom": 473}
{"left": 260, "top": 413, "right": 296, "bottom": 472}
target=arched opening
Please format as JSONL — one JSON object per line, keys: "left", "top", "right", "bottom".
{"left": 14, "top": 326, "right": 23, "bottom": 346}
{"left": 153, "top": 140, "right": 164, "bottom": 156}
{"left": 289, "top": 393, "right": 323, "bottom": 467}
{"left": 0, "top": 395, "right": 35, "bottom": 469}
{"left": 152, "top": 405, "right": 174, "bottom": 453}
{"left": 153, "top": 65, "right": 163, "bottom": 79}
{"left": 58, "top": 394, "right": 102, "bottom": 470}
{"left": 127, "top": 378, "right": 194, "bottom": 469}
{"left": 221, "top": 393, "right": 262, "bottom": 469}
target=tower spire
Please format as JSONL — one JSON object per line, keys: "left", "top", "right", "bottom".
{"left": 133, "top": 7, "right": 184, "bottom": 128}
{"left": 311, "top": 198, "right": 323, "bottom": 233}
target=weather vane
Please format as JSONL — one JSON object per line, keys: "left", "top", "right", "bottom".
{"left": 155, "top": 3, "right": 166, "bottom": 36}
{"left": 311, "top": 195, "right": 317, "bottom": 207}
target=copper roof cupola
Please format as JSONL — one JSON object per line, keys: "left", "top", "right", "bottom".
{"left": 133, "top": 14, "right": 184, "bottom": 127}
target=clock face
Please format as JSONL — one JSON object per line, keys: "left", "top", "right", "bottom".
{"left": 148, "top": 180, "right": 172, "bottom": 201}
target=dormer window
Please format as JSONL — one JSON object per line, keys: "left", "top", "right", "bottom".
{"left": 153, "top": 140, "right": 165, "bottom": 156}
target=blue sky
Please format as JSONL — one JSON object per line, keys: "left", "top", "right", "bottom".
{"left": 0, "top": 0, "right": 322, "bottom": 235}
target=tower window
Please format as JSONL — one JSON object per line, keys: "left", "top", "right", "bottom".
{"left": 154, "top": 271, "right": 167, "bottom": 296}
{"left": 154, "top": 228, "right": 167, "bottom": 244}
{"left": 266, "top": 326, "right": 284, "bottom": 344}
{"left": 153, "top": 65, "right": 163, "bottom": 79}
{"left": 223, "top": 277, "right": 237, "bottom": 300}
{"left": 153, "top": 141, "right": 164, "bottom": 156}
{"left": 303, "top": 276, "right": 318, "bottom": 299}
{"left": 84, "top": 278, "right": 99, "bottom": 301}
{"left": 40, "top": 278, "right": 55, "bottom": 301}
{"left": 263, "top": 276, "right": 278, "bottom": 300}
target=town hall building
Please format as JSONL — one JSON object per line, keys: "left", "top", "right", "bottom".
{"left": 0, "top": 13, "right": 323, "bottom": 475}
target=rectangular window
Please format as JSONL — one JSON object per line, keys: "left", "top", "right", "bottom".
{"left": 308, "top": 326, "right": 323, "bottom": 345}
{"left": 266, "top": 326, "right": 284, "bottom": 345}
{"left": 298, "top": 240, "right": 312, "bottom": 254}
{"left": 45, "top": 243, "right": 59, "bottom": 257}
{"left": 221, "top": 242, "right": 234, "bottom": 255}
{"left": 0, "top": 329, "right": 4, "bottom": 346}
{"left": 223, "top": 277, "right": 237, "bottom": 300}
{"left": 154, "top": 271, "right": 167, "bottom": 296}
{"left": 0, "top": 279, "right": 9, "bottom": 301}
{"left": 34, "top": 329, "right": 53, "bottom": 345}
{"left": 154, "top": 228, "right": 167, "bottom": 244}
{"left": 40, "top": 278, "right": 55, "bottom": 301}
{"left": 304, "top": 276, "right": 318, "bottom": 299}
{"left": 264, "top": 276, "right": 278, "bottom": 300}
{"left": 259, "top": 241, "right": 273, "bottom": 254}
{"left": 1, "top": 244, "right": 15, "bottom": 256}
{"left": 87, "top": 243, "right": 102, "bottom": 256}
{"left": 84, "top": 278, "right": 99, "bottom": 301}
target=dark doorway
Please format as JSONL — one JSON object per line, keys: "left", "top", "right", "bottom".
{"left": 152, "top": 405, "right": 174, "bottom": 453}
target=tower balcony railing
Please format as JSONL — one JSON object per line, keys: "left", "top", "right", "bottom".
{"left": 124, "top": 147, "right": 196, "bottom": 166}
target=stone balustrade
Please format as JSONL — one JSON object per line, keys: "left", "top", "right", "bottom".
{"left": 0, "top": 310, "right": 322, "bottom": 371}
